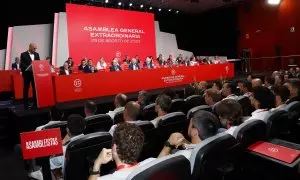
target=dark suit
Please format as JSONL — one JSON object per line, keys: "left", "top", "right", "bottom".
{"left": 128, "top": 63, "right": 140, "bottom": 70}
{"left": 12, "top": 62, "right": 20, "bottom": 70}
{"left": 78, "top": 65, "right": 85, "bottom": 71}
{"left": 143, "top": 62, "right": 154, "bottom": 69}
{"left": 83, "top": 65, "right": 98, "bottom": 73}
{"left": 65, "top": 60, "right": 74, "bottom": 68}
{"left": 20, "top": 51, "right": 40, "bottom": 108}
{"left": 109, "top": 65, "right": 122, "bottom": 72}
{"left": 59, "top": 68, "right": 72, "bottom": 75}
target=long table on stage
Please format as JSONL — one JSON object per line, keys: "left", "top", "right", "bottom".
{"left": 0, "top": 63, "right": 234, "bottom": 103}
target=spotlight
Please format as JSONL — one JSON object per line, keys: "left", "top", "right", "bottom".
{"left": 149, "top": 7, "right": 153, "bottom": 10}
{"left": 158, "top": 8, "right": 161, "bottom": 11}
{"left": 140, "top": 4, "right": 144, "bottom": 8}
{"left": 118, "top": 2, "right": 122, "bottom": 6}
{"left": 268, "top": 0, "right": 281, "bottom": 5}
{"left": 105, "top": 0, "right": 108, "bottom": 3}
{"left": 176, "top": 10, "right": 179, "bottom": 13}
{"left": 129, "top": 3, "right": 133, "bottom": 6}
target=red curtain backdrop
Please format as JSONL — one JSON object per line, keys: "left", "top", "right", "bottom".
{"left": 66, "top": 4, "right": 156, "bottom": 66}
{"left": 238, "top": 0, "right": 300, "bottom": 71}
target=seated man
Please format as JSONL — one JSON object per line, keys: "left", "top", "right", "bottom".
{"left": 84, "top": 59, "right": 98, "bottom": 73}
{"left": 285, "top": 78, "right": 300, "bottom": 104}
{"left": 107, "top": 94, "right": 127, "bottom": 119}
{"left": 151, "top": 94, "right": 172, "bottom": 128}
{"left": 143, "top": 57, "right": 154, "bottom": 69}
{"left": 238, "top": 80, "right": 252, "bottom": 97}
{"left": 264, "top": 76, "right": 274, "bottom": 90}
{"left": 36, "top": 107, "right": 64, "bottom": 131}
{"left": 78, "top": 59, "right": 87, "bottom": 71}
{"left": 110, "top": 58, "right": 122, "bottom": 72}
{"left": 59, "top": 62, "right": 72, "bottom": 75}
{"left": 89, "top": 123, "right": 155, "bottom": 180}
{"left": 204, "top": 88, "right": 222, "bottom": 109}
{"left": 158, "top": 110, "right": 218, "bottom": 159}
{"left": 109, "top": 101, "right": 141, "bottom": 135}
{"left": 215, "top": 99, "right": 243, "bottom": 135}
{"left": 65, "top": 57, "right": 74, "bottom": 68}
{"left": 128, "top": 58, "right": 140, "bottom": 70}
{"left": 137, "top": 90, "right": 149, "bottom": 110}
{"left": 84, "top": 100, "right": 98, "bottom": 118}
{"left": 252, "top": 78, "right": 263, "bottom": 88}
{"left": 184, "top": 85, "right": 196, "bottom": 98}
{"left": 12, "top": 57, "right": 21, "bottom": 70}
{"left": 221, "top": 82, "right": 239, "bottom": 100}
{"left": 271, "top": 85, "right": 290, "bottom": 111}
{"left": 50, "top": 114, "right": 85, "bottom": 177}
{"left": 197, "top": 81, "right": 208, "bottom": 96}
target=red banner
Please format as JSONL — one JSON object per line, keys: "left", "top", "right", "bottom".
{"left": 20, "top": 128, "right": 63, "bottom": 160}
{"left": 66, "top": 4, "right": 156, "bottom": 65}
{"left": 32, "top": 61, "right": 55, "bottom": 108}
{"left": 53, "top": 64, "right": 234, "bottom": 102}
{"left": 13, "top": 74, "right": 32, "bottom": 99}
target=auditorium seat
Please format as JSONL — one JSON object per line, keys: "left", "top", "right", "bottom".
{"left": 126, "top": 154, "right": 191, "bottom": 180}
{"left": 42, "top": 121, "right": 67, "bottom": 137}
{"left": 64, "top": 132, "right": 113, "bottom": 180}
{"left": 284, "top": 101, "right": 300, "bottom": 142}
{"left": 169, "top": 99, "right": 185, "bottom": 112}
{"left": 264, "top": 110, "right": 289, "bottom": 139}
{"left": 182, "top": 95, "right": 205, "bottom": 114}
{"left": 134, "top": 121, "right": 155, "bottom": 132}
{"left": 84, "top": 114, "right": 113, "bottom": 134}
{"left": 186, "top": 105, "right": 212, "bottom": 120}
{"left": 189, "top": 133, "right": 238, "bottom": 180}
{"left": 113, "top": 111, "right": 124, "bottom": 124}
{"left": 237, "top": 96, "right": 252, "bottom": 116}
{"left": 141, "top": 103, "right": 157, "bottom": 120}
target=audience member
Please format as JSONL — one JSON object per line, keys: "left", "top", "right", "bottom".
{"left": 197, "top": 81, "right": 208, "bottom": 96}
{"left": 272, "top": 71, "right": 280, "bottom": 78}
{"left": 137, "top": 90, "right": 149, "bottom": 109}
{"left": 89, "top": 123, "right": 154, "bottom": 180}
{"left": 65, "top": 57, "right": 74, "bottom": 68}
{"left": 284, "top": 74, "right": 289, "bottom": 83}
{"left": 163, "top": 89, "right": 177, "bottom": 99}
{"left": 110, "top": 58, "right": 122, "bottom": 72}
{"left": 184, "top": 86, "right": 196, "bottom": 98}
{"left": 238, "top": 80, "right": 252, "bottom": 97}
{"left": 204, "top": 88, "right": 222, "bottom": 108}
{"left": 264, "top": 76, "right": 274, "bottom": 90}
{"left": 248, "top": 86, "right": 275, "bottom": 121}
{"left": 12, "top": 57, "right": 21, "bottom": 70}
{"left": 96, "top": 57, "right": 107, "bottom": 70}
{"left": 109, "top": 101, "right": 141, "bottom": 135}
{"left": 222, "top": 82, "right": 238, "bottom": 100}
{"left": 158, "top": 111, "right": 218, "bottom": 159}
{"left": 212, "top": 81, "right": 222, "bottom": 91}
{"left": 271, "top": 86, "right": 290, "bottom": 111}
{"left": 288, "top": 68, "right": 297, "bottom": 78}
{"left": 285, "top": 78, "right": 300, "bottom": 104}
{"left": 251, "top": 78, "right": 262, "bottom": 88}
{"left": 215, "top": 99, "right": 243, "bottom": 135}
{"left": 50, "top": 115, "right": 85, "bottom": 177}
{"left": 296, "top": 67, "right": 300, "bottom": 78}
{"left": 274, "top": 74, "right": 284, "bottom": 86}
{"left": 84, "top": 100, "right": 97, "bottom": 118}
{"left": 78, "top": 59, "right": 87, "bottom": 71}
{"left": 151, "top": 94, "right": 172, "bottom": 128}
{"left": 128, "top": 58, "right": 140, "bottom": 70}
{"left": 107, "top": 94, "right": 127, "bottom": 119}
{"left": 59, "top": 62, "right": 72, "bottom": 75}
{"left": 247, "top": 74, "right": 252, "bottom": 83}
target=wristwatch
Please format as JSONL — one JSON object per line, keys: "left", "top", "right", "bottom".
{"left": 89, "top": 170, "right": 100, "bottom": 175}
{"left": 164, "top": 141, "right": 175, "bottom": 149}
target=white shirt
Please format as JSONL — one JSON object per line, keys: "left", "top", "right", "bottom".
{"left": 109, "top": 121, "right": 141, "bottom": 135}
{"left": 223, "top": 94, "right": 239, "bottom": 101}
{"left": 225, "top": 126, "right": 238, "bottom": 136}
{"left": 243, "top": 92, "right": 252, "bottom": 98}
{"left": 35, "top": 121, "right": 61, "bottom": 131}
{"left": 270, "top": 104, "right": 286, "bottom": 112}
{"left": 106, "top": 107, "right": 125, "bottom": 119}
{"left": 49, "top": 134, "right": 84, "bottom": 171}
{"left": 65, "top": 70, "right": 69, "bottom": 75}
{"left": 98, "top": 158, "right": 156, "bottom": 180}
{"left": 17, "top": 63, "right": 20, "bottom": 69}
{"left": 151, "top": 116, "right": 163, "bottom": 128}
{"left": 28, "top": 51, "right": 34, "bottom": 61}
{"left": 96, "top": 62, "right": 107, "bottom": 70}
{"left": 246, "top": 109, "right": 270, "bottom": 122}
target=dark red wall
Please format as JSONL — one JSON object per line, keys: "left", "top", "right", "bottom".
{"left": 238, "top": 0, "right": 300, "bottom": 71}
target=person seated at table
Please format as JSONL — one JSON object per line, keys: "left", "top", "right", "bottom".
{"left": 96, "top": 57, "right": 107, "bottom": 70}
{"left": 135, "top": 55, "right": 140, "bottom": 64}
{"left": 12, "top": 57, "right": 21, "bottom": 70}
{"left": 65, "top": 57, "right": 74, "bottom": 68}
{"left": 189, "top": 55, "right": 199, "bottom": 66}
{"left": 182, "top": 57, "right": 190, "bottom": 66}
{"left": 84, "top": 59, "right": 97, "bottom": 73}
{"left": 123, "top": 55, "right": 131, "bottom": 64}
{"left": 128, "top": 58, "right": 140, "bottom": 70}
{"left": 166, "top": 54, "right": 174, "bottom": 64}
{"left": 157, "top": 53, "right": 165, "bottom": 66}
{"left": 107, "top": 93, "right": 127, "bottom": 119}
{"left": 60, "top": 62, "right": 72, "bottom": 75}
{"left": 176, "top": 54, "right": 184, "bottom": 64}
{"left": 78, "top": 59, "right": 87, "bottom": 71}
{"left": 143, "top": 57, "right": 154, "bottom": 69}
{"left": 110, "top": 59, "right": 122, "bottom": 72}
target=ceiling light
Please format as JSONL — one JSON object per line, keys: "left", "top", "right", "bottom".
{"left": 168, "top": 9, "right": 171, "bottom": 12}
{"left": 129, "top": 3, "right": 133, "bottom": 6}
{"left": 176, "top": 10, "right": 179, "bottom": 13}
{"left": 105, "top": 0, "right": 108, "bottom": 3}
{"left": 118, "top": 2, "right": 122, "bottom": 6}
{"left": 149, "top": 7, "right": 153, "bottom": 10}
{"left": 158, "top": 8, "right": 161, "bottom": 11}
{"left": 268, "top": 0, "right": 281, "bottom": 5}
{"left": 140, "top": 4, "right": 144, "bottom": 8}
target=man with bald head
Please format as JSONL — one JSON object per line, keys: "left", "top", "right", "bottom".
{"left": 109, "top": 101, "right": 141, "bottom": 135}
{"left": 252, "top": 78, "right": 262, "bottom": 88}
{"left": 20, "top": 43, "right": 40, "bottom": 110}
{"left": 107, "top": 93, "right": 127, "bottom": 119}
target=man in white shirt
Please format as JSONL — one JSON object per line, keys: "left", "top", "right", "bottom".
{"left": 84, "top": 100, "right": 98, "bottom": 118}
{"left": 158, "top": 111, "right": 218, "bottom": 159}
{"left": 204, "top": 88, "right": 222, "bottom": 110}
{"left": 109, "top": 101, "right": 141, "bottom": 135}
{"left": 271, "top": 86, "right": 290, "bottom": 112}
{"left": 221, "top": 82, "right": 239, "bottom": 100}
{"left": 50, "top": 114, "right": 86, "bottom": 178}
{"left": 214, "top": 99, "right": 243, "bottom": 135}
{"left": 89, "top": 123, "right": 155, "bottom": 180}
{"left": 151, "top": 94, "right": 172, "bottom": 128}
{"left": 107, "top": 94, "right": 127, "bottom": 119}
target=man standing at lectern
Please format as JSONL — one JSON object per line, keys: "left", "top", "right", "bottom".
{"left": 20, "top": 43, "right": 40, "bottom": 110}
